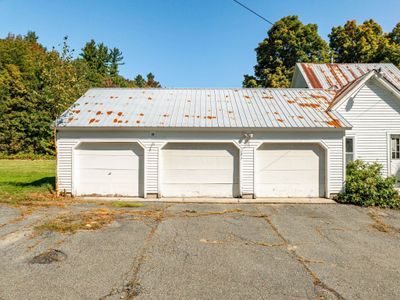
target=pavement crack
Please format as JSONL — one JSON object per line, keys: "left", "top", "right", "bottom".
{"left": 99, "top": 204, "right": 169, "bottom": 300}
{"left": 255, "top": 207, "right": 345, "bottom": 300}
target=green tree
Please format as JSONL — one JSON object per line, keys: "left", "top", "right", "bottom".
{"left": 243, "top": 16, "right": 330, "bottom": 88}
{"left": 109, "top": 47, "right": 124, "bottom": 77}
{"left": 145, "top": 72, "right": 161, "bottom": 88}
{"left": 133, "top": 74, "right": 146, "bottom": 87}
{"left": 329, "top": 19, "right": 400, "bottom": 65}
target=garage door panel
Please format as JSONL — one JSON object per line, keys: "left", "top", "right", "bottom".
{"left": 162, "top": 143, "right": 239, "bottom": 197}
{"left": 257, "top": 143, "right": 325, "bottom": 197}
{"left": 75, "top": 142, "right": 143, "bottom": 197}
{"left": 163, "top": 169, "right": 237, "bottom": 184}
{"left": 259, "top": 170, "right": 322, "bottom": 184}
{"left": 164, "top": 183, "right": 239, "bottom": 197}
{"left": 258, "top": 183, "right": 321, "bottom": 198}
{"left": 163, "top": 156, "right": 234, "bottom": 169}
{"left": 77, "top": 154, "right": 140, "bottom": 170}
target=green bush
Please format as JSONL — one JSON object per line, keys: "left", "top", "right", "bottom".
{"left": 337, "top": 160, "right": 400, "bottom": 208}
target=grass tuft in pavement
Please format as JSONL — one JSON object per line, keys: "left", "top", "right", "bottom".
{"left": 111, "top": 201, "right": 144, "bottom": 208}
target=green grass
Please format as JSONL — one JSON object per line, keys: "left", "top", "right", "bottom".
{"left": 110, "top": 201, "right": 144, "bottom": 208}
{"left": 0, "top": 159, "right": 56, "bottom": 203}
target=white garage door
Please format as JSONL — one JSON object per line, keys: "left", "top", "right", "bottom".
{"left": 75, "top": 142, "right": 144, "bottom": 197}
{"left": 257, "top": 143, "right": 325, "bottom": 197}
{"left": 162, "top": 143, "right": 239, "bottom": 197}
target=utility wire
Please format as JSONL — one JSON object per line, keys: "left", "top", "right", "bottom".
{"left": 232, "top": 0, "right": 274, "bottom": 25}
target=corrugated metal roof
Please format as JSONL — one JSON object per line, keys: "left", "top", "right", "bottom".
{"left": 56, "top": 88, "right": 351, "bottom": 129}
{"left": 298, "top": 63, "right": 400, "bottom": 90}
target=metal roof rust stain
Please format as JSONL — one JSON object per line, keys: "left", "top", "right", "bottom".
{"left": 163, "top": 114, "right": 169, "bottom": 117}
{"left": 136, "top": 120, "right": 140, "bottom": 124}
{"left": 287, "top": 100, "right": 295, "bottom": 104}
{"left": 262, "top": 96, "right": 273, "bottom": 100}
{"left": 147, "top": 97, "right": 152, "bottom": 100}
{"left": 72, "top": 110, "right": 81, "bottom": 114}
{"left": 325, "top": 111, "right": 342, "bottom": 128}
{"left": 117, "top": 112, "right": 123, "bottom": 116}
{"left": 205, "top": 116, "right": 216, "bottom": 119}
{"left": 184, "top": 114, "right": 189, "bottom": 118}
{"left": 273, "top": 112, "right": 279, "bottom": 115}
{"left": 277, "top": 118, "right": 284, "bottom": 123}
{"left": 128, "top": 96, "right": 133, "bottom": 99}
{"left": 244, "top": 95, "right": 251, "bottom": 100}
{"left": 300, "top": 64, "right": 323, "bottom": 88}
{"left": 96, "top": 111, "right": 102, "bottom": 115}
{"left": 139, "top": 113, "right": 144, "bottom": 117}
{"left": 89, "top": 118, "right": 96, "bottom": 124}
{"left": 106, "top": 111, "right": 113, "bottom": 115}
{"left": 113, "top": 118, "right": 118, "bottom": 123}
{"left": 299, "top": 103, "right": 320, "bottom": 109}
{"left": 297, "top": 116, "right": 304, "bottom": 119}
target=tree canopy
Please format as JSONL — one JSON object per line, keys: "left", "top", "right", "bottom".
{"left": 0, "top": 33, "right": 161, "bottom": 156}
{"left": 244, "top": 17, "right": 400, "bottom": 88}
{"left": 243, "top": 16, "right": 330, "bottom": 88}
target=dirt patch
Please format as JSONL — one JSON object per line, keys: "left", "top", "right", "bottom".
{"left": 34, "top": 207, "right": 165, "bottom": 234}
{"left": 30, "top": 249, "right": 67, "bottom": 264}
{"left": 34, "top": 208, "right": 117, "bottom": 233}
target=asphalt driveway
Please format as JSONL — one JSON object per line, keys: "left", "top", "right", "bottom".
{"left": 1, "top": 202, "right": 400, "bottom": 300}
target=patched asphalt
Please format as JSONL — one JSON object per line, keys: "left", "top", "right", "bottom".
{"left": 0, "top": 202, "right": 400, "bottom": 300}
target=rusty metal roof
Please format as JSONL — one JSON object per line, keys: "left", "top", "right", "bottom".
{"left": 56, "top": 88, "right": 351, "bottom": 129}
{"left": 297, "top": 63, "right": 400, "bottom": 90}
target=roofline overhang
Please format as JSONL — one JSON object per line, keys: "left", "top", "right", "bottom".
{"left": 56, "top": 126, "right": 349, "bottom": 132}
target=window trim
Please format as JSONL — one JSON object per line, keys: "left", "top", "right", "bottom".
{"left": 345, "top": 136, "right": 356, "bottom": 165}
{"left": 391, "top": 136, "right": 400, "bottom": 160}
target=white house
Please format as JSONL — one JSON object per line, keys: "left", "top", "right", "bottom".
{"left": 56, "top": 63, "right": 400, "bottom": 199}
{"left": 292, "top": 63, "right": 400, "bottom": 187}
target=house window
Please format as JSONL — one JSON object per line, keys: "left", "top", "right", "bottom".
{"left": 345, "top": 137, "right": 354, "bottom": 165}
{"left": 392, "top": 137, "right": 400, "bottom": 159}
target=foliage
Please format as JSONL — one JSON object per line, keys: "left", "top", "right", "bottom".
{"left": 337, "top": 160, "right": 400, "bottom": 209}
{"left": 243, "top": 16, "right": 330, "bottom": 88}
{"left": 245, "top": 18, "right": 400, "bottom": 88}
{"left": 329, "top": 20, "right": 400, "bottom": 66}
{"left": 0, "top": 32, "right": 161, "bottom": 155}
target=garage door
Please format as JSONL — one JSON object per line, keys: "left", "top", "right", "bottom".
{"left": 161, "top": 143, "right": 239, "bottom": 197}
{"left": 256, "top": 143, "right": 325, "bottom": 197}
{"left": 75, "top": 142, "right": 144, "bottom": 197}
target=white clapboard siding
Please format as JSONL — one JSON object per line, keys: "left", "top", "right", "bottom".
{"left": 57, "top": 139, "right": 78, "bottom": 194}
{"left": 142, "top": 141, "right": 165, "bottom": 195}
{"left": 338, "top": 80, "right": 400, "bottom": 175}
{"left": 240, "top": 141, "right": 261, "bottom": 195}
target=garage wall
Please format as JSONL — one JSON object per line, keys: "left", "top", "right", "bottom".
{"left": 57, "top": 129, "right": 344, "bottom": 197}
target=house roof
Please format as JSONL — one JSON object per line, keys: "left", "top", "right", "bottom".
{"left": 56, "top": 88, "right": 351, "bottom": 129}
{"left": 296, "top": 63, "right": 400, "bottom": 90}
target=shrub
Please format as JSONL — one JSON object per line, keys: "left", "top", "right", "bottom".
{"left": 337, "top": 160, "right": 400, "bottom": 208}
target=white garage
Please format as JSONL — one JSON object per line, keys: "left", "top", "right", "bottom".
{"left": 161, "top": 143, "right": 240, "bottom": 197}
{"left": 74, "top": 142, "right": 144, "bottom": 197}
{"left": 256, "top": 143, "right": 326, "bottom": 197}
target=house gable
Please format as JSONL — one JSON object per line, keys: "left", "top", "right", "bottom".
{"left": 336, "top": 76, "right": 400, "bottom": 175}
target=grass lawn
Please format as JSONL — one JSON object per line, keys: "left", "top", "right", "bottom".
{"left": 0, "top": 159, "right": 56, "bottom": 203}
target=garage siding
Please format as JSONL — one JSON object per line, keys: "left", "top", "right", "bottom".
{"left": 56, "top": 130, "right": 344, "bottom": 197}
{"left": 57, "top": 139, "right": 78, "bottom": 194}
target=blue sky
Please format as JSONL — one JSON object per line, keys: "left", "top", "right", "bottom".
{"left": 0, "top": 0, "right": 399, "bottom": 87}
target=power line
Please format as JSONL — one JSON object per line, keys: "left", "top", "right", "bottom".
{"left": 232, "top": 0, "right": 274, "bottom": 25}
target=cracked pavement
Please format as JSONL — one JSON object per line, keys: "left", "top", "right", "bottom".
{"left": 1, "top": 202, "right": 400, "bottom": 299}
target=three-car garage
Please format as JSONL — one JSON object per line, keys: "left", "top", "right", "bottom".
{"left": 72, "top": 141, "right": 327, "bottom": 199}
